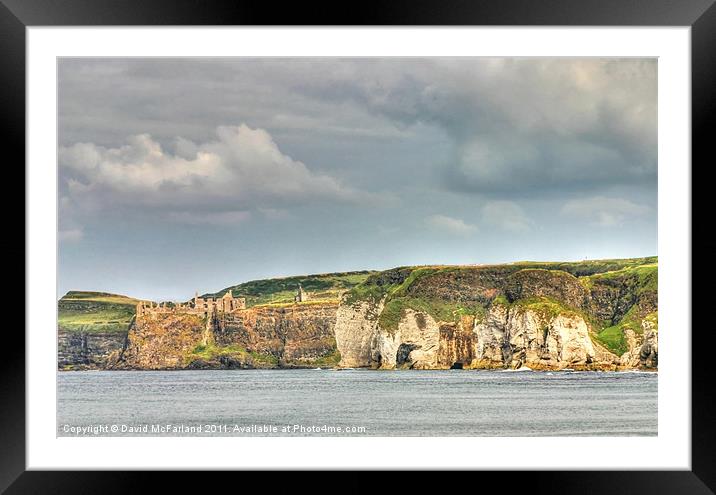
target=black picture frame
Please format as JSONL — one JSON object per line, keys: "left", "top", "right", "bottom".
{"left": 5, "top": 0, "right": 714, "bottom": 491}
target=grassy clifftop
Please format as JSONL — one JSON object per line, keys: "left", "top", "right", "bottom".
{"left": 58, "top": 291, "right": 142, "bottom": 333}
{"left": 59, "top": 271, "right": 374, "bottom": 333}
{"left": 512, "top": 256, "right": 656, "bottom": 277}
{"left": 206, "top": 270, "right": 374, "bottom": 307}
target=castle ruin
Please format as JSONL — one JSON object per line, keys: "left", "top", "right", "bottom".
{"left": 136, "top": 290, "right": 246, "bottom": 318}
{"left": 193, "top": 290, "right": 246, "bottom": 314}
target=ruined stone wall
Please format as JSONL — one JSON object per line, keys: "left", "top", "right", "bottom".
{"left": 137, "top": 296, "right": 246, "bottom": 318}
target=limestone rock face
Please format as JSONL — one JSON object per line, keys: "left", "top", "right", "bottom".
{"left": 472, "top": 304, "right": 596, "bottom": 370}
{"left": 619, "top": 319, "right": 658, "bottom": 368}
{"left": 334, "top": 298, "right": 385, "bottom": 367}
{"left": 335, "top": 300, "right": 607, "bottom": 370}
{"left": 639, "top": 330, "right": 658, "bottom": 368}
{"left": 474, "top": 303, "right": 510, "bottom": 365}
{"left": 593, "top": 341, "right": 621, "bottom": 368}
{"left": 438, "top": 316, "right": 479, "bottom": 368}
{"left": 370, "top": 309, "right": 441, "bottom": 369}
{"left": 541, "top": 314, "right": 595, "bottom": 366}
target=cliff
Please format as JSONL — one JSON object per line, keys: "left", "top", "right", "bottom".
{"left": 57, "top": 272, "right": 369, "bottom": 370}
{"left": 58, "top": 257, "right": 658, "bottom": 371}
{"left": 57, "top": 291, "right": 141, "bottom": 370}
{"left": 334, "top": 257, "right": 657, "bottom": 370}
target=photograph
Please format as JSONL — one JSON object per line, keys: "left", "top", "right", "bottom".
{"left": 56, "top": 56, "right": 659, "bottom": 438}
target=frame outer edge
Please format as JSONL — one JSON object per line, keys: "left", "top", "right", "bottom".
{"left": 0, "top": 1, "right": 27, "bottom": 494}
{"left": 0, "top": 0, "right": 715, "bottom": 26}
{"left": 691, "top": 1, "right": 716, "bottom": 493}
{"left": 7, "top": 0, "right": 714, "bottom": 491}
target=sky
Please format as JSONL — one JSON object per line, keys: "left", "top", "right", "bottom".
{"left": 58, "top": 58, "right": 657, "bottom": 301}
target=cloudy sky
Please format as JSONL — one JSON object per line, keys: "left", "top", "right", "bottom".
{"left": 58, "top": 58, "right": 657, "bottom": 301}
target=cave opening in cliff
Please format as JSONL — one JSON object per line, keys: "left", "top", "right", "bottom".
{"left": 450, "top": 362, "right": 464, "bottom": 370}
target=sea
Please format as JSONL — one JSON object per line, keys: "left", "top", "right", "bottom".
{"left": 57, "top": 369, "right": 657, "bottom": 437}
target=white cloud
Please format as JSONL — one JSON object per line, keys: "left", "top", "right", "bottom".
{"left": 425, "top": 214, "right": 478, "bottom": 236}
{"left": 481, "top": 201, "right": 531, "bottom": 232}
{"left": 561, "top": 196, "right": 649, "bottom": 227}
{"left": 58, "top": 229, "right": 84, "bottom": 242}
{"left": 59, "top": 124, "right": 383, "bottom": 222}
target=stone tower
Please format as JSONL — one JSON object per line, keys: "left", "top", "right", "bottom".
{"left": 222, "top": 290, "right": 233, "bottom": 312}
{"left": 294, "top": 283, "right": 309, "bottom": 303}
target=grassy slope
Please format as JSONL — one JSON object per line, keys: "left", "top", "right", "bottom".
{"left": 58, "top": 291, "right": 142, "bottom": 333}
{"left": 365, "top": 267, "right": 487, "bottom": 333}
{"left": 587, "top": 263, "right": 658, "bottom": 354}
{"left": 60, "top": 271, "right": 373, "bottom": 332}
{"left": 348, "top": 257, "right": 657, "bottom": 302}
{"left": 205, "top": 271, "right": 374, "bottom": 307}
{"left": 512, "top": 256, "right": 657, "bottom": 277}
{"left": 591, "top": 302, "right": 658, "bottom": 355}
{"left": 190, "top": 343, "right": 279, "bottom": 367}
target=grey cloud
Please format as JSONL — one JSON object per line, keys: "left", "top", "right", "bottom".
{"left": 286, "top": 58, "right": 657, "bottom": 194}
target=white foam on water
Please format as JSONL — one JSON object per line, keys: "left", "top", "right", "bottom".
{"left": 502, "top": 366, "right": 533, "bottom": 372}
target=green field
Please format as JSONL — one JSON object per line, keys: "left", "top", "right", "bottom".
{"left": 593, "top": 308, "right": 658, "bottom": 355}
{"left": 512, "top": 256, "right": 657, "bottom": 277}
{"left": 58, "top": 291, "right": 142, "bottom": 333}
{"left": 583, "top": 262, "right": 658, "bottom": 293}
{"left": 205, "top": 270, "right": 374, "bottom": 307}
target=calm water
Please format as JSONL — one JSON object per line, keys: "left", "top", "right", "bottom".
{"left": 57, "top": 369, "right": 657, "bottom": 437}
